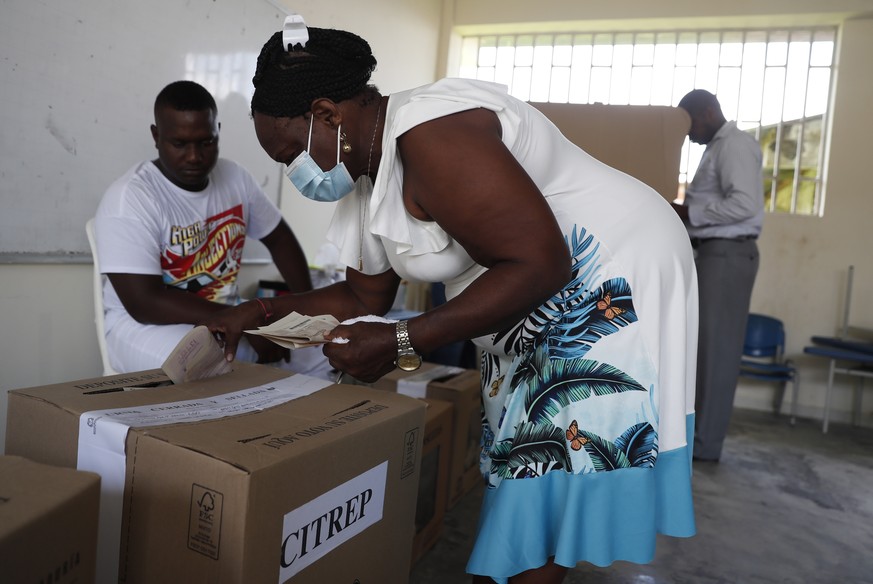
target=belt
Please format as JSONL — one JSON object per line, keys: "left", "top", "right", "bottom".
{"left": 690, "top": 235, "right": 757, "bottom": 248}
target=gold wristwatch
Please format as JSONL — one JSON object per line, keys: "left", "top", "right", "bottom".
{"left": 395, "top": 320, "right": 422, "bottom": 372}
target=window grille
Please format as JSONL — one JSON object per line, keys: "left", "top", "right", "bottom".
{"left": 458, "top": 28, "right": 836, "bottom": 215}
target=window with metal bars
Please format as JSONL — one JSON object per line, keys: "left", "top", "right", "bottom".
{"left": 458, "top": 29, "right": 836, "bottom": 215}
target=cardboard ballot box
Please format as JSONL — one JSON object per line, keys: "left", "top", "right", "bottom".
{"left": 0, "top": 455, "right": 100, "bottom": 584}
{"left": 371, "top": 363, "right": 483, "bottom": 509}
{"left": 5, "top": 363, "right": 426, "bottom": 584}
{"left": 412, "top": 399, "right": 453, "bottom": 566}
{"left": 530, "top": 102, "right": 690, "bottom": 203}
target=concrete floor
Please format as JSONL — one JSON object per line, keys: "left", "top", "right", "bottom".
{"left": 410, "top": 409, "right": 873, "bottom": 584}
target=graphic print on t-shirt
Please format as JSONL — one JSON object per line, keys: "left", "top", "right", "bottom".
{"left": 161, "top": 205, "right": 246, "bottom": 303}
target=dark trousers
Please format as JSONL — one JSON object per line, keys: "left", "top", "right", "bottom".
{"left": 693, "top": 238, "right": 759, "bottom": 460}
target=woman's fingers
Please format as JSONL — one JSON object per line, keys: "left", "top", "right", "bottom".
{"left": 323, "top": 321, "right": 397, "bottom": 381}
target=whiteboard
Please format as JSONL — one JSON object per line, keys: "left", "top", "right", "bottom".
{"left": 0, "top": 0, "right": 289, "bottom": 260}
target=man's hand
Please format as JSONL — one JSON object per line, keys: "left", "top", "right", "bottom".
{"left": 671, "top": 201, "right": 690, "bottom": 221}
{"left": 200, "top": 301, "right": 264, "bottom": 363}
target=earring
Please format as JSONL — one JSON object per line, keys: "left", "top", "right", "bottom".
{"left": 340, "top": 132, "right": 352, "bottom": 154}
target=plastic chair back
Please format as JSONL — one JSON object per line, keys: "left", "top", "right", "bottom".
{"left": 743, "top": 314, "right": 785, "bottom": 359}
{"left": 86, "top": 218, "right": 119, "bottom": 376}
{"left": 740, "top": 313, "right": 798, "bottom": 419}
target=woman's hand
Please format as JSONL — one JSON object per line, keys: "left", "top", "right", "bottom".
{"left": 323, "top": 320, "right": 398, "bottom": 382}
{"left": 200, "top": 301, "right": 264, "bottom": 362}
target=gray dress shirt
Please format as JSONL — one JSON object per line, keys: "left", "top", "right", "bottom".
{"left": 685, "top": 121, "right": 765, "bottom": 239}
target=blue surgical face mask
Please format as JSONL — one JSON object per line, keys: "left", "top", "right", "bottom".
{"left": 285, "top": 116, "right": 355, "bottom": 202}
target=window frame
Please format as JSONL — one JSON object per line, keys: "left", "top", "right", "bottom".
{"left": 456, "top": 27, "right": 837, "bottom": 216}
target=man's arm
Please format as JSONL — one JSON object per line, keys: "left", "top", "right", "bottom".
{"left": 689, "top": 138, "right": 764, "bottom": 227}
{"left": 202, "top": 267, "right": 402, "bottom": 364}
{"left": 259, "top": 218, "right": 313, "bottom": 293}
{"left": 671, "top": 202, "right": 689, "bottom": 221}
{"left": 107, "top": 273, "right": 227, "bottom": 325}
{"left": 109, "top": 272, "right": 291, "bottom": 363}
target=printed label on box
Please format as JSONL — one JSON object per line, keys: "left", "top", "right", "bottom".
{"left": 279, "top": 461, "right": 388, "bottom": 582}
{"left": 188, "top": 484, "right": 224, "bottom": 559}
{"left": 401, "top": 427, "right": 419, "bottom": 479}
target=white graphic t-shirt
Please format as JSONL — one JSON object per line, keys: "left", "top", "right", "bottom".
{"left": 95, "top": 158, "right": 282, "bottom": 334}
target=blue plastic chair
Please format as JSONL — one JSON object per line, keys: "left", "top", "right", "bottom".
{"left": 739, "top": 313, "right": 800, "bottom": 424}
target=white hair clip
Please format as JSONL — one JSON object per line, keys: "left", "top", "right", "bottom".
{"left": 283, "top": 14, "right": 309, "bottom": 51}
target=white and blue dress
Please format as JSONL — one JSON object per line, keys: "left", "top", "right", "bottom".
{"left": 327, "top": 78, "right": 698, "bottom": 582}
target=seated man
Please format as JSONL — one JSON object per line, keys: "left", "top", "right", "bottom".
{"left": 95, "top": 80, "right": 327, "bottom": 377}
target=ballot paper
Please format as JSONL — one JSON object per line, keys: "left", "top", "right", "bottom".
{"left": 246, "top": 311, "right": 341, "bottom": 349}
{"left": 160, "top": 325, "right": 233, "bottom": 384}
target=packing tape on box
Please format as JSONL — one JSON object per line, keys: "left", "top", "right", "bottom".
{"left": 396, "top": 365, "right": 465, "bottom": 399}
{"left": 77, "top": 374, "right": 332, "bottom": 584}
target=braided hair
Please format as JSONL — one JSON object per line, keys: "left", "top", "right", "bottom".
{"left": 252, "top": 27, "right": 377, "bottom": 118}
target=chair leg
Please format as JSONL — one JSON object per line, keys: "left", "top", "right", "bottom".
{"left": 852, "top": 377, "right": 864, "bottom": 427}
{"left": 774, "top": 381, "right": 787, "bottom": 416}
{"left": 790, "top": 375, "right": 799, "bottom": 426}
{"left": 822, "top": 359, "right": 836, "bottom": 433}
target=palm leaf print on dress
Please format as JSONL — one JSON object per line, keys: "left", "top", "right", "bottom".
{"left": 565, "top": 421, "right": 658, "bottom": 471}
{"left": 493, "top": 225, "right": 639, "bottom": 362}
{"left": 548, "top": 278, "right": 638, "bottom": 359}
{"left": 493, "top": 226, "right": 599, "bottom": 357}
{"left": 615, "top": 422, "right": 658, "bottom": 467}
{"left": 522, "top": 356, "right": 647, "bottom": 425}
{"left": 490, "top": 422, "right": 573, "bottom": 479}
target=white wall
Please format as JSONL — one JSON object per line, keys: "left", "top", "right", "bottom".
{"left": 449, "top": 0, "right": 873, "bottom": 29}
{"left": 0, "top": 0, "right": 443, "bottom": 453}
{"left": 3, "top": 0, "right": 873, "bottom": 453}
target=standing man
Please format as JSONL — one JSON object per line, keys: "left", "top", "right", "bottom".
{"left": 672, "top": 89, "right": 764, "bottom": 462}
{"left": 95, "top": 80, "right": 323, "bottom": 374}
